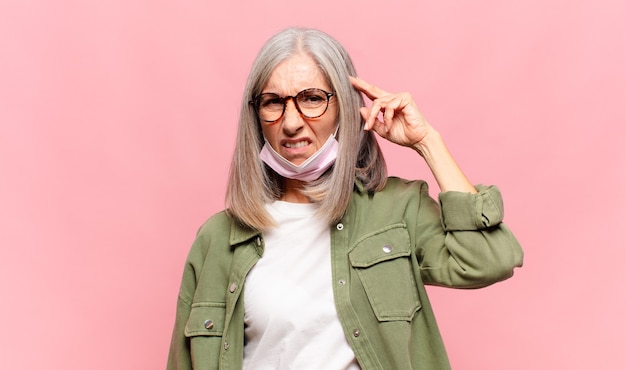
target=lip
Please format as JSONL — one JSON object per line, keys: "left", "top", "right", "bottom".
{"left": 280, "top": 138, "right": 312, "bottom": 158}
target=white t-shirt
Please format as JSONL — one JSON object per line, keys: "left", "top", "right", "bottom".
{"left": 243, "top": 201, "right": 360, "bottom": 370}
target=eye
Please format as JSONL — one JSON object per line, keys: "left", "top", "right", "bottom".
{"left": 298, "top": 90, "right": 326, "bottom": 106}
{"left": 258, "top": 95, "right": 283, "bottom": 109}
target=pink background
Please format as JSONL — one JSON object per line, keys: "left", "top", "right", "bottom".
{"left": 1, "top": 0, "right": 625, "bottom": 369}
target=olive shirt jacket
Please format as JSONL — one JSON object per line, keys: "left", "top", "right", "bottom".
{"left": 167, "top": 177, "right": 523, "bottom": 370}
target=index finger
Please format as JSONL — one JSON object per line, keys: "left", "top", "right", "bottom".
{"left": 350, "top": 76, "right": 389, "bottom": 101}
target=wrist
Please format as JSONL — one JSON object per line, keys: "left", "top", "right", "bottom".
{"left": 411, "top": 130, "right": 477, "bottom": 193}
{"left": 411, "top": 129, "right": 442, "bottom": 158}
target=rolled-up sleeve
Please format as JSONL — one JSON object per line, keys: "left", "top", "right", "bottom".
{"left": 439, "top": 185, "right": 505, "bottom": 230}
{"left": 416, "top": 184, "right": 524, "bottom": 288}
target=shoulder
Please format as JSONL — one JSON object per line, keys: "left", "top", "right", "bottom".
{"left": 360, "top": 176, "right": 431, "bottom": 202}
{"left": 196, "top": 210, "right": 232, "bottom": 238}
{"left": 184, "top": 210, "right": 233, "bottom": 262}
{"left": 349, "top": 177, "right": 435, "bottom": 223}
{"left": 383, "top": 176, "right": 429, "bottom": 192}
{"left": 190, "top": 209, "right": 261, "bottom": 256}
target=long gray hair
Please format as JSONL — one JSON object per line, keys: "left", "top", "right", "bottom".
{"left": 226, "top": 28, "right": 387, "bottom": 230}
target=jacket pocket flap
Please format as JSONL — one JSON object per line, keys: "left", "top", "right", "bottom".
{"left": 349, "top": 224, "right": 411, "bottom": 267}
{"left": 184, "top": 303, "right": 226, "bottom": 337}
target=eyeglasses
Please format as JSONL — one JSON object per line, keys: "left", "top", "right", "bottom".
{"left": 250, "top": 88, "right": 335, "bottom": 123}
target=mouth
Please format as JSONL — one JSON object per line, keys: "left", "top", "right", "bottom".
{"left": 283, "top": 140, "right": 310, "bottom": 149}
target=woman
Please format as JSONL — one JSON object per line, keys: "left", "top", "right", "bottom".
{"left": 167, "top": 28, "right": 523, "bottom": 370}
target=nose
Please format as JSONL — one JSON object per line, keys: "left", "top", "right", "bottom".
{"left": 281, "top": 98, "right": 304, "bottom": 135}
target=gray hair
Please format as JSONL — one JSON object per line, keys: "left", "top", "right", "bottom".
{"left": 226, "top": 28, "right": 387, "bottom": 230}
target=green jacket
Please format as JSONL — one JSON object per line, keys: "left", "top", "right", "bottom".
{"left": 167, "top": 178, "right": 523, "bottom": 370}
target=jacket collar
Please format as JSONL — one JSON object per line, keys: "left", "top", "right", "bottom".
{"left": 229, "top": 218, "right": 261, "bottom": 246}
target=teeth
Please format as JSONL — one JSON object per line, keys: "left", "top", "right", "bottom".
{"left": 285, "top": 141, "right": 308, "bottom": 148}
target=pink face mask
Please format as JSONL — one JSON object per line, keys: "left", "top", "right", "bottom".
{"left": 259, "top": 133, "right": 339, "bottom": 182}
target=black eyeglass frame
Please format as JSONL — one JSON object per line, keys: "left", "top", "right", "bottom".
{"left": 249, "top": 88, "right": 335, "bottom": 123}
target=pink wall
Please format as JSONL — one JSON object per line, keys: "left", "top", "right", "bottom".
{"left": 1, "top": 0, "right": 624, "bottom": 368}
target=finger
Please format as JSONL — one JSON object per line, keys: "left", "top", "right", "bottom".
{"left": 382, "top": 93, "right": 418, "bottom": 125}
{"left": 383, "top": 106, "right": 395, "bottom": 126}
{"left": 359, "top": 105, "right": 380, "bottom": 131}
{"left": 371, "top": 95, "right": 404, "bottom": 127}
{"left": 372, "top": 118, "right": 389, "bottom": 137}
{"left": 358, "top": 106, "right": 374, "bottom": 130}
{"left": 350, "top": 76, "right": 389, "bottom": 101}
{"left": 367, "top": 101, "right": 384, "bottom": 130}
{"left": 358, "top": 107, "right": 371, "bottom": 130}
{"left": 379, "top": 93, "right": 411, "bottom": 111}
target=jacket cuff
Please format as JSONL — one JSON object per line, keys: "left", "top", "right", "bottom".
{"left": 438, "top": 185, "right": 505, "bottom": 231}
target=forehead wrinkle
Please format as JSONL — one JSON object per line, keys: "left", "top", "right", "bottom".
{"left": 262, "top": 54, "right": 330, "bottom": 96}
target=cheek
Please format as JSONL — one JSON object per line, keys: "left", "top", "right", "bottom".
{"left": 261, "top": 125, "right": 279, "bottom": 144}
{"left": 323, "top": 110, "right": 339, "bottom": 134}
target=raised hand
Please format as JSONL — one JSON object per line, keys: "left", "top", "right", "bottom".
{"left": 351, "top": 75, "right": 476, "bottom": 193}
{"left": 350, "top": 76, "right": 434, "bottom": 149}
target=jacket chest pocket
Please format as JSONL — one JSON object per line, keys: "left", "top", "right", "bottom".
{"left": 349, "top": 224, "right": 421, "bottom": 322}
{"left": 184, "top": 302, "right": 226, "bottom": 366}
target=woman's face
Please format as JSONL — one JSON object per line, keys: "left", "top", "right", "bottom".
{"left": 259, "top": 53, "right": 338, "bottom": 166}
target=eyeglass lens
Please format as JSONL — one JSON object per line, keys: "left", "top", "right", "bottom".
{"left": 255, "top": 88, "right": 331, "bottom": 123}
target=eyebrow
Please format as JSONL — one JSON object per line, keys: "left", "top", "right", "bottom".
{"left": 259, "top": 87, "right": 330, "bottom": 96}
